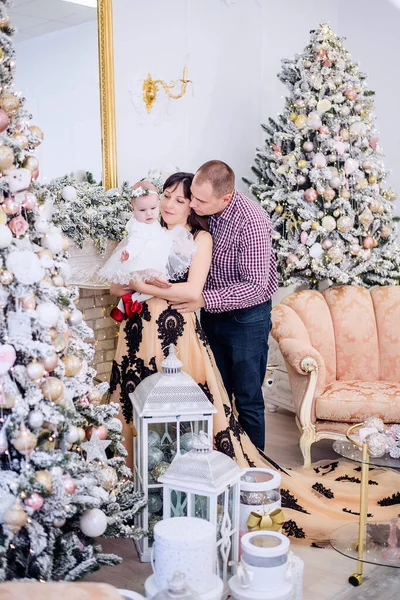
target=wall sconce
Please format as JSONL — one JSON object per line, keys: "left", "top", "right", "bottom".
{"left": 142, "top": 68, "right": 191, "bottom": 114}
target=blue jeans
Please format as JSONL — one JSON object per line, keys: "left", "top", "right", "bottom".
{"left": 201, "top": 300, "right": 271, "bottom": 451}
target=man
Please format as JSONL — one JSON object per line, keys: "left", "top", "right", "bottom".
{"left": 172, "top": 160, "right": 278, "bottom": 451}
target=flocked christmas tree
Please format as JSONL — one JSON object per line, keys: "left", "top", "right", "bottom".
{"left": 245, "top": 23, "right": 400, "bottom": 288}
{"left": 0, "top": 0, "right": 145, "bottom": 581}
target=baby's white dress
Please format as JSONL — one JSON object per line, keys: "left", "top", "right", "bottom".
{"left": 99, "top": 218, "right": 196, "bottom": 285}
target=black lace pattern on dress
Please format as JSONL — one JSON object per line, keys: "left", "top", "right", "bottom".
{"left": 281, "top": 489, "right": 310, "bottom": 514}
{"left": 195, "top": 314, "right": 209, "bottom": 348}
{"left": 312, "top": 483, "right": 334, "bottom": 499}
{"left": 215, "top": 429, "right": 235, "bottom": 459}
{"left": 335, "top": 475, "right": 378, "bottom": 485}
{"left": 198, "top": 382, "right": 215, "bottom": 404}
{"left": 282, "top": 520, "right": 306, "bottom": 539}
{"left": 124, "top": 304, "right": 150, "bottom": 362}
{"left": 156, "top": 308, "right": 185, "bottom": 354}
{"left": 118, "top": 355, "right": 157, "bottom": 424}
{"left": 378, "top": 492, "right": 400, "bottom": 506}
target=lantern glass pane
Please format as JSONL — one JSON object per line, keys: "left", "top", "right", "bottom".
{"left": 191, "top": 494, "right": 210, "bottom": 520}
{"left": 170, "top": 490, "right": 188, "bottom": 517}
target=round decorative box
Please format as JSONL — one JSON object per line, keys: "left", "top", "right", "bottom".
{"left": 239, "top": 468, "right": 282, "bottom": 540}
{"left": 241, "top": 531, "right": 290, "bottom": 592}
{"left": 151, "top": 517, "right": 216, "bottom": 594}
{"left": 144, "top": 574, "right": 223, "bottom": 600}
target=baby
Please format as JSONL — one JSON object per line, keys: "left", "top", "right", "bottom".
{"left": 99, "top": 180, "right": 196, "bottom": 321}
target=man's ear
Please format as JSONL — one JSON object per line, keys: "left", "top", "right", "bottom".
{"left": 221, "top": 192, "right": 233, "bottom": 206}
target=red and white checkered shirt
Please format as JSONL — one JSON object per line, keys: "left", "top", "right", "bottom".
{"left": 202, "top": 190, "right": 278, "bottom": 313}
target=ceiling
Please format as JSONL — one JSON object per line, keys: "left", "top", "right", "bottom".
{"left": 10, "top": 0, "right": 97, "bottom": 43}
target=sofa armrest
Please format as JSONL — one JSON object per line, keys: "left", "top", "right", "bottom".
{"left": 279, "top": 338, "right": 324, "bottom": 378}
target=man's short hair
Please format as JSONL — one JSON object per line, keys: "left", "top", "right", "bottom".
{"left": 195, "top": 160, "right": 235, "bottom": 197}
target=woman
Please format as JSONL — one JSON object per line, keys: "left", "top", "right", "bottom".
{"left": 109, "top": 172, "right": 260, "bottom": 470}
{"left": 109, "top": 172, "right": 399, "bottom": 545}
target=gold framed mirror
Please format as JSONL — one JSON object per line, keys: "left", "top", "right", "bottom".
{"left": 11, "top": 0, "right": 117, "bottom": 189}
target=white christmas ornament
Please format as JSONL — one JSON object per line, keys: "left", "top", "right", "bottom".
{"left": 0, "top": 225, "right": 12, "bottom": 249}
{"left": 69, "top": 309, "right": 83, "bottom": 326}
{"left": 316, "top": 99, "right": 332, "bottom": 113}
{"left": 309, "top": 243, "right": 324, "bottom": 259}
{"left": 344, "top": 158, "right": 359, "bottom": 175}
{"left": 322, "top": 216, "right": 337, "bottom": 232}
{"left": 35, "top": 219, "right": 50, "bottom": 234}
{"left": 66, "top": 426, "right": 80, "bottom": 444}
{"left": 6, "top": 250, "right": 44, "bottom": 284}
{"left": 61, "top": 186, "right": 78, "bottom": 202}
{"left": 306, "top": 112, "right": 322, "bottom": 130}
{"left": 0, "top": 344, "right": 16, "bottom": 375}
{"left": 35, "top": 302, "right": 61, "bottom": 328}
{"left": 28, "top": 410, "right": 44, "bottom": 429}
{"left": 79, "top": 508, "right": 108, "bottom": 537}
{"left": 334, "top": 140, "right": 346, "bottom": 155}
{"left": 0, "top": 417, "right": 10, "bottom": 454}
{"left": 312, "top": 153, "right": 327, "bottom": 168}
{"left": 337, "top": 216, "right": 354, "bottom": 233}
{"left": 350, "top": 121, "right": 367, "bottom": 137}
{"left": 7, "top": 168, "right": 31, "bottom": 193}
{"left": 41, "top": 228, "right": 64, "bottom": 254}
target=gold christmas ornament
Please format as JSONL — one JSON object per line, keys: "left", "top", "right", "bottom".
{"left": 77, "top": 427, "right": 86, "bottom": 442}
{"left": 35, "top": 470, "right": 53, "bottom": 492}
{"left": 274, "top": 204, "right": 284, "bottom": 215}
{"left": 380, "top": 225, "right": 392, "bottom": 238}
{"left": 12, "top": 426, "right": 37, "bottom": 456}
{"left": 369, "top": 199, "right": 382, "bottom": 213}
{"left": 41, "top": 377, "right": 64, "bottom": 402}
{"left": 0, "top": 92, "right": 20, "bottom": 116}
{"left": 356, "top": 178, "right": 368, "bottom": 190}
{"left": 311, "top": 221, "right": 320, "bottom": 230}
{"left": 2, "top": 500, "right": 27, "bottom": 534}
{"left": 12, "top": 132, "right": 28, "bottom": 149}
{"left": 0, "top": 270, "right": 13, "bottom": 285}
{"left": 368, "top": 174, "right": 377, "bottom": 185}
{"left": 323, "top": 188, "right": 335, "bottom": 202}
{"left": 0, "top": 145, "right": 14, "bottom": 171}
{"left": 295, "top": 114, "right": 307, "bottom": 129}
{"left": 49, "top": 328, "right": 58, "bottom": 341}
{"left": 37, "top": 249, "right": 53, "bottom": 260}
{"left": 0, "top": 207, "right": 6, "bottom": 225}
{"left": 63, "top": 355, "right": 82, "bottom": 377}
{"left": 297, "top": 159, "right": 307, "bottom": 169}
{"left": 88, "top": 388, "right": 103, "bottom": 406}
{"left": 289, "top": 112, "right": 298, "bottom": 121}
{"left": 327, "top": 247, "right": 343, "bottom": 264}
{"left": 53, "top": 333, "right": 69, "bottom": 353}
{"left": 359, "top": 208, "right": 374, "bottom": 228}
{"left": 23, "top": 156, "right": 39, "bottom": 172}
{"left": 333, "top": 209, "right": 340, "bottom": 218}
{"left": 340, "top": 189, "right": 351, "bottom": 200}
{"left": 99, "top": 465, "right": 118, "bottom": 492}
{"left": 28, "top": 125, "right": 44, "bottom": 147}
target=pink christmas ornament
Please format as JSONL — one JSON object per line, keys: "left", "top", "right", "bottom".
{"left": 24, "top": 492, "right": 44, "bottom": 511}
{"left": 22, "top": 192, "right": 38, "bottom": 210}
{"left": 363, "top": 236, "right": 375, "bottom": 249}
{"left": 321, "top": 239, "right": 333, "bottom": 251}
{"left": 344, "top": 88, "right": 358, "bottom": 101}
{"left": 344, "top": 158, "right": 359, "bottom": 175}
{"left": 300, "top": 231, "right": 308, "bottom": 244}
{"left": 304, "top": 188, "right": 318, "bottom": 202}
{"left": 3, "top": 197, "right": 20, "bottom": 215}
{"left": 312, "top": 153, "right": 327, "bottom": 168}
{"left": 0, "top": 343, "right": 16, "bottom": 375}
{"left": 87, "top": 425, "right": 108, "bottom": 441}
{"left": 62, "top": 475, "right": 77, "bottom": 495}
{"left": 8, "top": 215, "right": 28, "bottom": 237}
{"left": 369, "top": 137, "right": 379, "bottom": 150}
{"left": 319, "top": 125, "right": 330, "bottom": 135}
{"left": 334, "top": 140, "right": 346, "bottom": 155}
{"left": 31, "top": 169, "right": 39, "bottom": 181}
{"left": 286, "top": 253, "right": 299, "bottom": 265}
{"left": 0, "top": 109, "right": 9, "bottom": 133}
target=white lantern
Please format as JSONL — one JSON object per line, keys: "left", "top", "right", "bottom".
{"left": 130, "top": 345, "right": 217, "bottom": 562}
{"left": 159, "top": 431, "right": 242, "bottom": 591}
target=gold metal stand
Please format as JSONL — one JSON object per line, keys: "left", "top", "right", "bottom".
{"left": 346, "top": 423, "right": 370, "bottom": 586}
{"left": 97, "top": 0, "right": 118, "bottom": 190}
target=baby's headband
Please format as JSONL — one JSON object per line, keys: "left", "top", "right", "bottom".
{"left": 131, "top": 186, "right": 159, "bottom": 199}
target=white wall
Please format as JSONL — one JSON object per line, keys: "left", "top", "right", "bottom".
{"left": 13, "top": 0, "right": 400, "bottom": 208}
{"left": 15, "top": 20, "right": 101, "bottom": 183}
{"left": 113, "top": 0, "right": 400, "bottom": 200}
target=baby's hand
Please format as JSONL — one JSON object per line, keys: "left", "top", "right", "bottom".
{"left": 120, "top": 250, "right": 129, "bottom": 263}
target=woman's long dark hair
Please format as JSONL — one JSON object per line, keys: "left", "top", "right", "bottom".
{"left": 160, "top": 172, "right": 209, "bottom": 235}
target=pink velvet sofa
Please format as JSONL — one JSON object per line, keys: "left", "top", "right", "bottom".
{"left": 271, "top": 285, "right": 400, "bottom": 466}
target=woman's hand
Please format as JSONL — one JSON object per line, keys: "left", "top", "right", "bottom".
{"left": 145, "top": 276, "right": 172, "bottom": 289}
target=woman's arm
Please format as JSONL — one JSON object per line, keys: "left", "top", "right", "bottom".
{"left": 110, "top": 282, "right": 133, "bottom": 296}
{"left": 129, "top": 231, "right": 212, "bottom": 303}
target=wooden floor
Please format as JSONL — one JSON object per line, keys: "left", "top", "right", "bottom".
{"left": 85, "top": 409, "right": 375, "bottom": 599}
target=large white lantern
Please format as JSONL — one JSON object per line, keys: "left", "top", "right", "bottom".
{"left": 130, "top": 345, "right": 217, "bottom": 562}
{"left": 159, "top": 431, "right": 242, "bottom": 591}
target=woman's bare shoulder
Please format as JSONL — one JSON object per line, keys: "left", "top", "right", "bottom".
{"left": 194, "top": 230, "right": 212, "bottom": 244}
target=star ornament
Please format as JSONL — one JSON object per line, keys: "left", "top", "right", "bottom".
{"left": 82, "top": 432, "right": 110, "bottom": 464}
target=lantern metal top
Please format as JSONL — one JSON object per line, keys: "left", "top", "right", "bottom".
{"left": 159, "top": 432, "right": 241, "bottom": 492}
{"left": 130, "top": 346, "right": 217, "bottom": 418}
